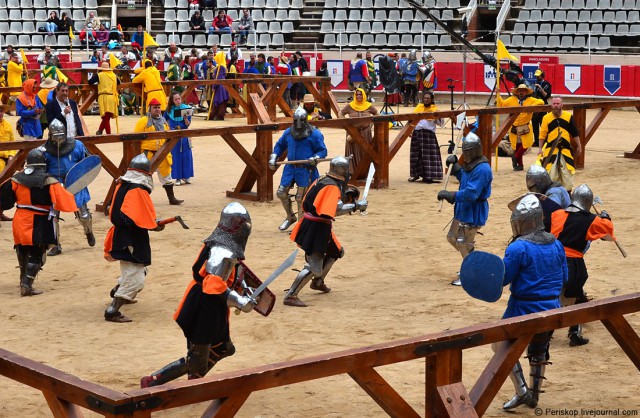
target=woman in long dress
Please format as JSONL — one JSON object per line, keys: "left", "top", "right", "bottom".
{"left": 408, "top": 91, "right": 445, "bottom": 183}
{"left": 165, "top": 91, "right": 194, "bottom": 185}
{"left": 339, "top": 88, "right": 379, "bottom": 176}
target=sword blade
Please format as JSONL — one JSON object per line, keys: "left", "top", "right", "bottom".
{"left": 251, "top": 249, "right": 298, "bottom": 300}
{"left": 361, "top": 163, "right": 376, "bottom": 201}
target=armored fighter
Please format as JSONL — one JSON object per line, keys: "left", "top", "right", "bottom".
{"left": 284, "top": 156, "right": 368, "bottom": 307}
{"left": 0, "top": 148, "right": 77, "bottom": 296}
{"left": 43, "top": 118, "right": 96, "bottom": 256}
{"left": 140, "top": 203, "right": 258, "bottom": 387}
{"left": 400, "top": 49, "right": 419, "bottom": 107}
{"left": 437, "top": 133, "right": 493, "bottom": 285}
{"left": 525, "top": 165, "right": 570, "bottom": 231}
{"left": 269, "top": 108, "right": 328, "bottom": 231}
{"left": 418, "top": 51, "right": 437, "bottom": 92}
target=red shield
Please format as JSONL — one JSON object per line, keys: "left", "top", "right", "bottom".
{"left": 235, "top": 261, "right": 276, "bottom": 317}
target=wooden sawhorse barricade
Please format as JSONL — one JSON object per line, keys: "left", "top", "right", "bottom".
{"left": 1, "top": 292, "right": 639, "bottom": 417}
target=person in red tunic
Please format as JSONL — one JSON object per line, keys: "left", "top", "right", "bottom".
{"left": 103, "top": 153, "right": 165, "bottom": 322}
{"left": 0, "top": 148, "right": 77, "bottom": 296}
{"left": 140, "top": 202, "right": 256, "bottom": 387}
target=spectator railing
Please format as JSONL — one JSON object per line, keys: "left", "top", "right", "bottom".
{"left": 495, "top": 0, "right": 510, "bottom": 35}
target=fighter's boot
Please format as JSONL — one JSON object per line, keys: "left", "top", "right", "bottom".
{"left": 284, "top": 267, "right": 313, "bottom": 307}
{"left": 0, "top": 210, "right": 12, "bottom": 221}
{"left": 511, "top": 156, "right": 519, "bottom": 170}
{"left": 140, "top": 358, "right": 189, "bottom": 388}
{"left": 451, "top": 272, "right": 462, "bottom": 286}
{"left": 309, "top": 257, "right": 336, "bottom": 293}
{"left": 529, "top": 355, "right": 548, "bottom": 403}
{"left": 568, "top": 324, "right": 589, "bottom": 346}
{"left": 77, "top": 208, "right": 95, "bottom": 247}
{"left": 47, "top": 244, "right": 62, "bottom": 256}
{"left": 163, "top": 183, "right": 184, "bottom": 205}
{"left": 104, "top": 297, "right": 132, "bottom": 322}
{"left": 503, "top": 361, "right": 537, "bottom": 410}
{"left": 278, "top": 216, "right": 297, "bottom": 231}
{"left": 21, "top": 262, "right": 43, "bottom": 297}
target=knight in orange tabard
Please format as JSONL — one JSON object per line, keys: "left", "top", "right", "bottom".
{"left": 0, "top": 148, "right": 77, "bottom": 296}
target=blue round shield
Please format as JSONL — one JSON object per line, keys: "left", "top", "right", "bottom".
{"left": 460, "top": 251, "right": 505, "bottom": 303}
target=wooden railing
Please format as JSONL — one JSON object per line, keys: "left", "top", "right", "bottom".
{"left": 1, "top": 293, "right": 639, "bottom": 417}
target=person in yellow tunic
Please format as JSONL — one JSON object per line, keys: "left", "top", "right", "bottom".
{"left": 536, "top": 97, "right": 582, "bottom": 191}
{"left": 132, "top": 59, "right": 167, "bottom": 112}
{"left": 496, "top": 83, "right": 545, "bottom": 171}
{"left": 89, "top": 62, "right": 119, "bottom": 135}
{"left": 0, "top": 103, "right": 17, "bottom": 221}
{"left": 36, "top": 77, "right": 58, "bottom": 132}
{"left": 134, "top": 98, "right": 183, "bottom": 205}
{"left": 7, "top": 53, "right": 24, "bottom": 109}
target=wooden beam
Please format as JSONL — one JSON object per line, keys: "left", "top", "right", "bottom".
{"left": 469, "top": 336, "right": 532, "bottom": 416}
{"left": 84, "top": 144, "right": 121, "bottom": 180}
{"left": 601, "top": 315, "right": 640, "bottom": 371}
{"left": 572, "top": 107, "right": 587, "bottom": 169}
{"left": 389, "top": 120, "right": 418, "bottom": 160}
{"left": 491, "top": 113, "right": 519, "bottom": 149}
{"left": 200, "top": 392, "right": 251, "bottom": 418}
{"left": 584, "top": 107, "right": 611, "bottom": 145}
{"left": 435, "top": 383, "right": 478, "bottom": 418}
{"left": 349, "top": 367, "right": 420, "bottom": 418}
{"left": 43, "top": 390, "right": 86, "bottom": 418}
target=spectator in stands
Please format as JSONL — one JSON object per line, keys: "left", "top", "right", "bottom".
{"left": 80, "top": 11, "right": 100, "bottom": 43}
{"left": 254, "top": 53, "right": 268, "bottom": 74}
{"left": 531, "top": 68, "right": 552, "bottom": 147}
{"left": 188, "top": 0, "right": 199, "bottom": 10}
{"left": 16, "top": 79, "right": 44, "bottom": 141}
{"left": 60, "top": 13, "right": 74, "bottom": 36}
{"left": 226, "top": 41, "right": 242, "bottom": 61}
{"left": 117, "top": 45, "right": 136, "bottom": 64}
{"left": 164, "top": 42, "right": 183, "bottom": 63}
{"left": 109, "top": 25, "right": 125, "bottom": 45}
{"left": 190, "top": 10, "right": 207, "bottom": 33}
{"left": 37, "top": 46, "right": 59, "bottom": 66}
{"left": 237, "top": 8, "right": 253, "bottom": 46}
{"left": 210, "top": 9, "right": 233, "bottom": 35}
{"left": 46, "top": 11, "right": 62, "bottom": 36}
{"left": 266, "top": 56, "right": 276, "bottom": 75}
{"left": 97, "top": 45, "right": 111, "bottom": 63}
{"left": 276, "top": 55, "right": 293, "bottom": 108}
{"left": 131, "top": 25, "right": 144, "bottom": 46}
{"left": 96, "top": 23, "right": 110, "bottom": 46}
{"left": 203, "top": 0, "right": 216, "bottom": 10}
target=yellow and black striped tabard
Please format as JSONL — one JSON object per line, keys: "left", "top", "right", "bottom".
{"left": 538, "top": 110, "right": 579, "bottom": 174}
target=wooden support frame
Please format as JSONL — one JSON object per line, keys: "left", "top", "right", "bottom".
{"left": 1, "top": 293, "right": 639, "bottom": 417}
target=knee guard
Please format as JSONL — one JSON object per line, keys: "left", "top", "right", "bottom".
{"left": 285, "top": 266, "right": 313, "bottom": 299}
{"left": 295, "top": 186, "right": 307, "bottom": 219}
{"left": 277, "top": 184, "right": 296, "bottom": 230}
{"left": 187, "top": 343, "right": 211, "bottom": 379}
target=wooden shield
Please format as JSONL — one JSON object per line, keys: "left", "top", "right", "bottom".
{"left": 460, "top": 251, "right": 505, "bottom": 303}
{"left": 236, "top": 261, "right": 276, "bottom": 317}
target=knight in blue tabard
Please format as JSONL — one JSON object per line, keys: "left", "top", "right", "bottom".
{"left": 400, "top": 49, "right": 420, "bottom": 107}
{"left": 43, "top": 118, "right": 94, "bottom": 256}
{"left": 268, "top": 108, "right": 328, "bottom": 232}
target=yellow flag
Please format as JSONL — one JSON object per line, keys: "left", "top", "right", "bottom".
{"left": 496, "top": 39, "right": 518, "bottom": 62}
{"left": 69, "top": 26, "right": 75, "bottom": 40}
{"left": 20, "top": 49, "right": 29, "bottom": 65}
{"left": 56, "top": 68, "right": 69, "bottom": 83}
{"left": 110, "top": 54, "right": 123, "bottom": 69}
{"left": 143, "top": 32, "right": 158, "bottom": 48}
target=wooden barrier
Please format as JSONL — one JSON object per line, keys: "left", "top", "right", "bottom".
{"left": 1, "top": 293, "right": 639, "bottom": 417}
{"left": 1, "top": 81, "right": 639, "bottom": 206}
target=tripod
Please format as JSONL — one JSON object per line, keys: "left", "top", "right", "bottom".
{"left": 380, "top": 90, "right": 403, "bottom": 128}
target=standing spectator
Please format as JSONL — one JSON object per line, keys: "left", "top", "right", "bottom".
{"left": 266, "top": 56, "right": 276, "bottom": 75}
{"left": 207, "top": 52, "right": 230, "bottom": 121}
{"left": 45, "top": 82, "right": 87, "bottom": 141}
{"left": 302, "top": 94, "right": 331, "bottom": 121}
{"left": 243, "top": 53, "right": 258, "bottom": 73}
{"left": 437, "top": 133, "right": 493, "bottom": 285}
{"left": 347, "top": 52, "right": 371, "bottom": 98}
{"left": 80, "top": 11, "right": 100, "bottom": 43}
{"left": 103, "top": 153, "right": 165, "bottom": 322}
{"left": 166, "top": 57, "right": 181, "bottom": 86}
{"left": 210, "top": 9, "right": 233, "bottom": 35}
{"left": 89, "top": 62, "right": 119, "bottom": 135}
{"left": 190, "top": 10, "right": 207, "bottom": 33}
{"left": 36, "top": 77, "right": 59, "bottom": 133}
{"left": 165, "top": 91, "right": 195, "bottom": 186}
{"left": 497, "top": 84, "right": 544, "bottom": 172}
{"left": 16, "top": 79, "right": 44, "bottom": 141}
{"left": 46, "top": 11, "right": 62, "bottom": 36}
{"left": 365, "top": 51, "right": 378, "bottom": 99}
{"left": 227, "top": 57, "right": 238, "bottom": 74}
{"left": 400, "top": 50, "right": 419, "bottom": 107}
{"left": 237, "top": 8, "right": 253, "bottom": 45}
{"left": 289, "top": 53, "right": 302, "bottom": 107}
{"left": 276, "top": 55, "right": 293, "bottom": 108}
{"left": 531, "top": 68, "right": 552, "bottom": 146}
{"left": 408, "top": 91, "right": 445, "bottom": 183}
{"left": 226, "top": 41, "right": 242, "bottom": 61}
{"left": 7, "top": 54, "right": 24, "bottom": 104}
{"left": 131, "top": 25, "right": 145, "bottom": 46}
{"left": 59, "top": 12, "right": 74, "bottom": 35}
{"left": 339, "top": 88, "right": 379, "bottom": 175}
{"left": 164, "top": 42, "right": 183, "bottom": 63}
{"left": 254, "top": 53, "right": 267, "bottom": 74}
{"left": 537, "top": 97, "right": 581, "bottom": 191}
{"left": 132, "top": 59, "right": 168, "bottom": 111}
{"left": 96, "top": 45, "right": 111, "bottom": 63}
{"left": 1, "top": 45, "right": 21, "bottom": 65}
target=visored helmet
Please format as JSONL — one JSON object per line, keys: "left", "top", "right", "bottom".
{"left": 462, "top": 132, "right": 483, "bottom": 162}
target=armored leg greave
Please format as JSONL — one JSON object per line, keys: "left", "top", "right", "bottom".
{"left": 187, "top": 341, "right": 236, "bottom": 380}
{"left": 277, "top": 185, "right": 296, "bottom": 231}
{"left": 285, "top": 266, "right": 313, "bottom": 299}
{"left": 310, "top": 257, "right": 336, "bottom": 293}
{"left": 76, "top": 205, "right": 96, "bottom": 247}
{"left": 48, "top": 211, "right": 62, "bottom": 256}
{"left": 16, "top": 247, "right": 29, "bottom": 287}
{"left": 503, "top": 361, "right": 537, "bottom": 410}
{"left": 21, "top": 261, "right": 43, "bottom": 297}
{"left": 140, "top": 358, "right": 189, "bottom": 388}
{"left": 294, "top": 186, "right": 307, "bottom": 220}
{"left": 527, "top": 332, "right": 552, "bottom": 402}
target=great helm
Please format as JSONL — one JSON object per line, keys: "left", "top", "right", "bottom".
{"left": 461, "top": 132, "right": 483, "bottom": 163}
{"left": 48, "top": 119, "right": 67, "bottom": 147}
{"left": 327, "top": 156, "right": 350, "bottom": 182}
{"left": 291, "top": 107, "right": 312, "bottom": 140}
{"left": 128, "top": 153, "right": 151, "bottom": 174}
{"left": 570, "top": 184, "right": 593, "bottom": 212}
{"left": 526, "top": 165, "right": 552, "bottom": 194}
{"left": 510, "top": 194, "right": 545, "bottom": 238}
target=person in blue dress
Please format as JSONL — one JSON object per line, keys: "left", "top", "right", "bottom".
{"left": 165, "top": 91, "right": 194, "bottom": 186}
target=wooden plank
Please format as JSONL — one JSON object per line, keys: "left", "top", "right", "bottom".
{"left": 200, "top": 392, "right": 251, "bottom": 418}
{"left": 219, "top": 133, "right": 261, "bottom": 176}
{"left": 572, "top": 107, "right": 587, "bottom": 169}
{"left": 478, "top": 114, "right": 494, "bottom": 164}
{"left": 584, "top": 107, "right": 611, "bottom": 145}
{"left": 601, "top": 315, "right": 640, "bottom": 371}
{"left": 349, "top": 367, "right": 420, "bottom": 418}
{"left": 373, "top": 120, "right": 390, "bottom": 188}
{"left": 84, "top": 144, "right": 121, "bottom": 180}
{"left": 469, "top": 336, "right": 532, "bottom": 416}
{"left": 491, "top": 113, "right": 519, "bottom": 149}
{"left": 148, "top": 138, "right": 180, "bottom": 174}
{"left": 435, "top": 383, "right": 478, "bottom": 418}
{"left": 248, "top": 92, "right": 272, "bottom": 124}
{"left": 43, "top": 390, "right": 86, "bottom": 418}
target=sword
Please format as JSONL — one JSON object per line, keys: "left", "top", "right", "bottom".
{"left": 360, "top": 162, "right": 375, "bottom": 216}
{"left": 235, "top": 249, "right": 299, "bottom": 315}
{"left": 157, "top": 215, "right": 190, "bottom": 229}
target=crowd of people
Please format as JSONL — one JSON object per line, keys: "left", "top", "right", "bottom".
{"left": 0, "top": 42, "right": 624, "bottom": 411}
